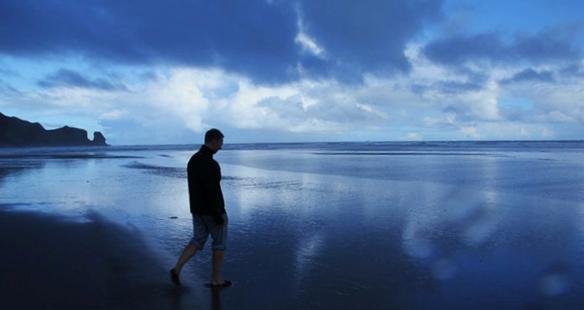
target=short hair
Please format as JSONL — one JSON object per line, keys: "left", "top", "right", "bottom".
{"left": 204, "top": 128, "right": 224, "bottom": 143}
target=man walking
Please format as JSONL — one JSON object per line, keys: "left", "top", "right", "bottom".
{"left": 170, "top": 128, "right": 231, "bottom": 288}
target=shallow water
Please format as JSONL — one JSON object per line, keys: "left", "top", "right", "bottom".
{"left": 1, "top": 141, "right": 584, "bottom": 309}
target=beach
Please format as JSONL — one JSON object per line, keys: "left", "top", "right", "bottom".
{"left": 1, "top": 142, "right": 584, "bottom": 309}
{"left": 0, "top": 207, "right": 184, "bottom": 309}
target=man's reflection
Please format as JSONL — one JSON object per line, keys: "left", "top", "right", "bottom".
{"left": 211, "top": 287, "right": 223, "bottom": 310}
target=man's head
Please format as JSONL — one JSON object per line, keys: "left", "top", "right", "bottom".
{"left": 204, "top": 128, "right": 224, "bottom": 153}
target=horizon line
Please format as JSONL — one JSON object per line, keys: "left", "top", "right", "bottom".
{"left": 110, "top": 139, "right": 584, "bottom": 147}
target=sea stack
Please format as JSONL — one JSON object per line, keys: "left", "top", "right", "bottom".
{"left": 92, "top": 132, "right": 107, "bottom": 146}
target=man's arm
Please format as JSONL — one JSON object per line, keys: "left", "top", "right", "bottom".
{"left": 203, "top": 162, "right": 225, "bottom": 225}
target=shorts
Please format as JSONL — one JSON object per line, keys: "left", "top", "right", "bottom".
{"left": 189, "top": 213, "right": 228, "bottom": 251}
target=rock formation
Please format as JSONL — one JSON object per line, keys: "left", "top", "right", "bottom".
{"left": 0, "top": 112, "right": 108, "bottom": 147}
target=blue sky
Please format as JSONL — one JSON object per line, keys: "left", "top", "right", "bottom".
{"left": 1, "top": 0, "right": 583, "bottom": 144}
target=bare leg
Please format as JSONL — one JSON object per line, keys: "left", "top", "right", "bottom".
{"left": 211, "top": 250, "right": 225, "bottom": 284}
{"left": 173, "top": 243, "right": 198, "bottom": 275}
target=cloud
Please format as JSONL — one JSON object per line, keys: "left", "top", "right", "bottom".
{"left": 0, "top": 68, "right": 19, "bottom": 77}
{"left": 295, "top": 32, "right": 326, "bottom": 58}
{"left": 497, "top": 65, "right": 584, "bottom": 124}
{"left": 460, "top": 126, "right": 480, "bottom": 139}
{"left": 297, "top": 0, "right": 443, "bottom": 80}
{"left": 406, "top": 132, "right": 422, "bottom": 141}
{"left": 542, "top": 127, "right": 555, "bottom": 138}
{"left": 423, "top": 25, "right": 583, "bottom": 66}
{"left": 0, "top": 0, "right": 444, "bottom": 84}
{"left": 500, "top": 68, "right": 555, "bottom": 84}
{"left": 0, "top": 0, "right": 299, "bottom": 83}
{"left": 211, "top": 76, "right": 393, "bottom": 135}
{"left": 0, "top": 78, "right": 20, "bottom": 95}
{"left": 560, "top": 63, "right": 584, "bottom": 78}
{"left": 295, "top": 14, "right": 327, "bottom": 59}
{"left": 2, "top": 39, "right": 584, "bottom": 143}
{"left": 255, "top": 92, "right": 388, "bottom": 131}
{"left": 37, "top": 69, "right": 127, "bottom": 91}
{"left": 414, "top": 79, "right": 485, "bottom": 94}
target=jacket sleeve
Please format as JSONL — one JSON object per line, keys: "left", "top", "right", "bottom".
{"left": 186, "top": 158, "right": 198, "bottom": 212}
{"left": 202, "top": 161, "right": 224, "bottom": 217}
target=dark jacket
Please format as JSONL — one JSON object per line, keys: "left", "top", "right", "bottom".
{"left": 187, "top": 145, "right": 225, "bottom": 217}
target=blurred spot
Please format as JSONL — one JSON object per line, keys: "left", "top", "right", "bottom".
{"left": 539, "top": 275, "right": 569, "bottom": 296}
{"left": 462, "top": 213, "right": 498, "bottom": 246}
{"left": 539, "top": 263, "right": 571, "bottom": 296}
{"left": 403, "top": 234, "right": 434, "bottom": 259}
{"left": 432, "top": 259, "right": 457, "bottom": 280}
{"left": 402, "top": 216, "right": 437, "bottom": 259}
{"left": 294, "top": 234, "right": 324, "bottom": 282}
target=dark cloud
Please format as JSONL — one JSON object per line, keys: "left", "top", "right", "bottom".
{"left": 0, "top": 0, "right": 443, "bottom": 84}
{"left": 559, "top": 63, "right": 584, "bottom": 77}
{"left": 423, "top": 26, "right": 583, "bottom": 66}
{"left": 0, "top": 0, "right": 299, "bottom": 83}
{"left": 423, "top": 33, "right": 504, "bottom": 64}
{"left": 0, "top": 68, "right": 19, "bottom": 77}
{"left": 37, "top": 69, "right": 127, "bottom": 91}
{"left": 0, "top": 78, "right": 20, "bottom": 95}
{"left": 436, "top": 80, "right": 484, "bottom": 93}
{"left": 299, "top": 0, "right": 443, "bottom": 79}
{"left": 411, "top": 72, "right": 486, "bottom": 95}
{"left": 500, "top": 68, "right": 555, "bottom": 85}
{"left": 413, "top": 80, "right": 484, "bottom": 94}
{"left": 139, "top": 71, "right": 159, "bottom": 82}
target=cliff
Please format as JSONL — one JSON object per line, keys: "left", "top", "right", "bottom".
{"left": 0, "top": 112, "right": 108, "bottom": 147}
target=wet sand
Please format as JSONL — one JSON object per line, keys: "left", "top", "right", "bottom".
{"left": 2, "top": 142, "right": 584, "bottom": 309}
{"left": 0, "top": 206, "right": 205, "bottom": 309}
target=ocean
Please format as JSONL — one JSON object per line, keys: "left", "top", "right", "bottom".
{"left": 1, "top": 141, "right": 584, "bottom": 309}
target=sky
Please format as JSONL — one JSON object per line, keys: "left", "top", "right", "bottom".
{"left": 1, "top": 0, "right": 584, "bottom": 144}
